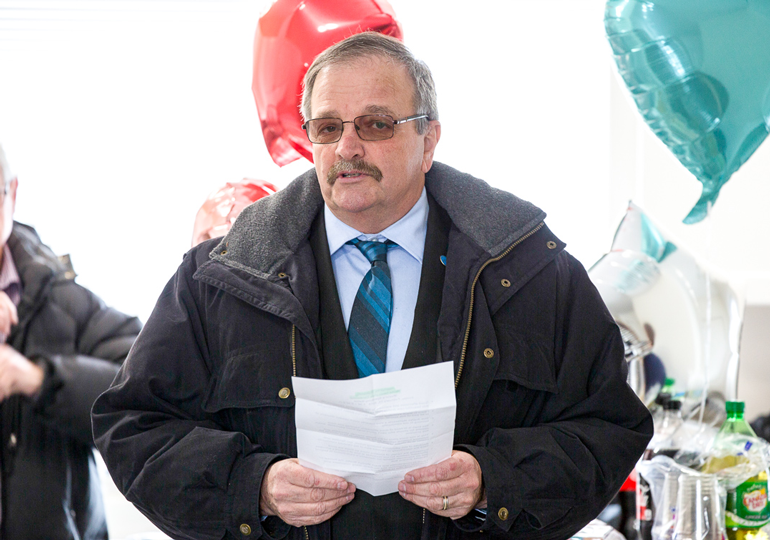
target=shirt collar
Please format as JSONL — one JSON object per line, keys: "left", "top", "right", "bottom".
{"left": 324, "top": 187, "right": 428, "bottom": 263}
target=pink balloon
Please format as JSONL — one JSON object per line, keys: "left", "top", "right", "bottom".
{"left": 191, "top": 178, "right": 278, "bottom": 247}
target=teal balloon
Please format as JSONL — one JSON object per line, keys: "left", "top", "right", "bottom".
{"left": 638, "top": 212, "right": 677, "bottom": 263}
{"left": 605, "top": 0, "right": 770, "bottom": 223}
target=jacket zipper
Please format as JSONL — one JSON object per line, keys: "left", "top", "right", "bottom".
{"left": 291, "top": 324, "right": 297, "bottom": 377}
{"left": 292, "top": 325, "right": 308, "bottom": 540}
{"left": 455, "top": 222, "right": 545, "bottom": 388}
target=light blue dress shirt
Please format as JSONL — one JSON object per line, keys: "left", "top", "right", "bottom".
{"left": 325, "top": 188, "right": 428, "bottom": 372}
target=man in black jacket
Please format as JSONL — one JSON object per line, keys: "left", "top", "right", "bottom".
{"left": 0, "top": 143, "right": 142, "bottom": 540}
{"left": 93, "top": 33, "right": 652, "bottom": 539}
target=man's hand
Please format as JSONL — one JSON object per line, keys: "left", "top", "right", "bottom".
{"left": 0, "top": 290, "right": 18, "bottom": 339}
{"left": 259, "top": 458, "right": 355, "bottom": 527}
{"left": 0, "top": 344, "right": 44, "bottom": 402}
{"left": 398, "top": 450, "right": 486, "bottom": 520}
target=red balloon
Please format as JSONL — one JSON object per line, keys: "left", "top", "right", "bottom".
{"left": 252, "top": 0, "right": 403, "bottom": 167}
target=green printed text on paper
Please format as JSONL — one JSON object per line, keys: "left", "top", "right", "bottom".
{"left": 352, "top": 387, "right": 401, "bottom": 399}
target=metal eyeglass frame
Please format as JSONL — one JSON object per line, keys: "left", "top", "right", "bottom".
{"left": 301, "top": 114, "right": 429, "bottom": 144}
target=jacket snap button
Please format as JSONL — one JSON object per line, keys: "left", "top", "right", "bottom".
{"left": 546, "top": 241, "right": 557, "bottom": 249}
{"left": 239, "top": 523, "right": 252, "bottom": 536}
{"left": 278, "top": 387, "right": 291, "bottom": 399}
{"left": 483, "top": 348, "right": 494, "bottom": 359}
{"left": 500, "top": 279, "right": 511, "bottom": 288}
{"left": 498, "top": 507, "right": 509, "bottom": 520}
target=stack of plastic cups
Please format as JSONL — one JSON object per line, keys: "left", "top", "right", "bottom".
{"left": 655, "top": 468, "right": 681, "bottom": 540}
{"left": 673, "top": 474, "right": 722, "bottom": 540}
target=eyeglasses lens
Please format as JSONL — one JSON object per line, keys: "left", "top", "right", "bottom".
{"left": 307, "top": 119, "right": 341, "bottom": 144}
{"left": 355, "top": 115, "right": 394, "bottom": 141}
{"left": 306, "top": 115, "right": 395, "bottom": 143}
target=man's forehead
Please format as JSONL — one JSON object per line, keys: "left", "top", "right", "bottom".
{"left": 309, "top": 59, "right": 414, "bottom": 118}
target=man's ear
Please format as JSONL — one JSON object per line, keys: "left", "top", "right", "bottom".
{"left": 421, "top": 121, "right": 441, "bottom": 174}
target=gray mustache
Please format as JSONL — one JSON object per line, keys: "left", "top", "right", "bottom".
{"left": 327, "top": 160, "right": 383, "bottom": 184}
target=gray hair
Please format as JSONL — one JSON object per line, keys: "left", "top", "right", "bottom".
{"left": 301, "top": 32, "right": 438, "bottom": 134}
{"left": 0, "top": 143, "right": 12, "bottom": 185}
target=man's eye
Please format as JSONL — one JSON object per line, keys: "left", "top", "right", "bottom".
{"left": 319, "top": 123, "right": 338, "bottom": 133}
{"left": 361, "top": 117, "right": 391, "bottom": 130}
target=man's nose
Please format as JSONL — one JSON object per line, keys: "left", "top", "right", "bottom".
{"left": 335, "top": 123, "right": 364, "bottom": 160}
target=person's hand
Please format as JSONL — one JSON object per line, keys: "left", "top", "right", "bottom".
{"left": 0, "top": 344, "right": 44, "bottom": 402}
{"left": 398, "top": 450, "right": 486, "bottom": 520}
{"left": 0, "top": 291, "right": 18, "bottom": 339}
{"left": 259, "top": 458, "right": 356, "bottom": 527}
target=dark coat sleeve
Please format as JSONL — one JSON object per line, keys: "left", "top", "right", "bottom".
{"left": 92, "top": 250, "right": 288, "bottom": 540}
{"left": 453, "top": 252, "right": 653, "bottom": 539}
{"left": 30, "top": 279, "right": 142, "bottom": 446}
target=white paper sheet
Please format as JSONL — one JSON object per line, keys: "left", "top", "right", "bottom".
{"left": 293, "top": 362, "right": 456, "bottom": 496}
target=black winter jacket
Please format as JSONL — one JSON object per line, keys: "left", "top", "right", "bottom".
{"left": 0, "top": 222, "right": 142, "bottom": 540}
{"left": 93, "top": 163, "right": 652, "bottom": 540}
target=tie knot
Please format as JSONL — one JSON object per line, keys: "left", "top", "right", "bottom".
{"left": 348, "top": 238, "right": 394, "bottom": 264}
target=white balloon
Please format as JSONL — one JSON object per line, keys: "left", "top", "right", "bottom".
{"left": 589, "top": 203, "right": 741, "bottom": 416}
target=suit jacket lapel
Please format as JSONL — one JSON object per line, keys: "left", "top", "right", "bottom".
{"left": 310, "top": 212, "right": 360, "bottom": 380}
{"left": 402, "top": 194, "right": 450, "bottom": 370}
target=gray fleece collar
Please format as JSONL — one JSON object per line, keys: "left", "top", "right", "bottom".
{"left": 211, "top": 161, "right": 546, "bottom": 279}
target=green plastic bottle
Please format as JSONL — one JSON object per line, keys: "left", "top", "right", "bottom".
{"left": 702, "top": 401, "right": 769, "bottom": 540}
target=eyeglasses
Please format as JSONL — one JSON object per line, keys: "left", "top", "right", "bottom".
{"left": 302, "top": 114, "right": 428, "bottom": 144}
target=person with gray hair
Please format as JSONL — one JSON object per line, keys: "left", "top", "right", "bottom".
{"left": 300, "top": 31, "right": 439, "bottom": 137}
{"left": 94, "top": 32, "right": 652, "bottom": 539}
{"left": 0, "top": 143, "right": 142, "bottom": 539}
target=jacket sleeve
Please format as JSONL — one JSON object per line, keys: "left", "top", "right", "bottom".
{"left": 453, "top": 252, "right": 653, "bottom": 539}
{"left": 91, "top": 251, "right": 289, "bottom": 540}
{"left": 31, "top": 279, "right": 142, "bottom": 446}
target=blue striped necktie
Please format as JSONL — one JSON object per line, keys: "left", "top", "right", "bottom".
{"left": 347, "top": 238, "right": 396, "bottom": 377}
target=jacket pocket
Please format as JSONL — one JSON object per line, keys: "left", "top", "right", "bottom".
{"left": 202, "top": 345, "right": 295, "bottom": 410}
{"left": 468, "top": 328, "right": 558, "bottom": 441}
{"left": 201, "top": 345, "right": 296, "bottom": 455}
{"left": 493, "top": 326, "right": 557, "bottom": 394}
{"left": 520, "top": 498, "right": 577, "bottom": 534}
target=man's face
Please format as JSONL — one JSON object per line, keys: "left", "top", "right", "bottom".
{"left": 309, "top": 55, "right": 440, "bottom": 234}
{"left": 0, "top": 171, "right": 16, "bottom": 249}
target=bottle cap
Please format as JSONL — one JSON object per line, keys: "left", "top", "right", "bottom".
{"left": 664, "top": 399, "right": 682, "bottom": 411}
{"left": 726, "top": 401, "right": 745, "bottom": 414}
{"left": 655, "top": 392, "right": 672, "bottom": 406}
{"left": 664, "top": 377, "right": 675, "bottom": 386}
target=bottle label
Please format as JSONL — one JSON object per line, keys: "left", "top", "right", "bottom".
{"left": 637, "top": 449, "right": 677, "bottom": 527}
{"left": 725, "top": 479, "right": 770, "bottom": 528}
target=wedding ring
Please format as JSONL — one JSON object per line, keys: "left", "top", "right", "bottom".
{"left": 442, "top": 496, "right": 449, "bottom": 511}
